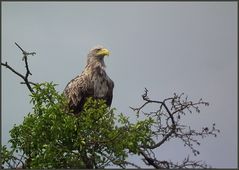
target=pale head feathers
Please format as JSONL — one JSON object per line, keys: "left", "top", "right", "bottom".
{"left": 86, "top": 45, "right": 110, "bottom": 68}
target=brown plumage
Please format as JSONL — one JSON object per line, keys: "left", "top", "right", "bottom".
{"left": 63, "top": 45, "right": 114, "bottom": 114}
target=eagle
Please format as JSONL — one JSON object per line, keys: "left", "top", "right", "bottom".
{"left": 63, "top": 45, "right": 114, "bottom": 115}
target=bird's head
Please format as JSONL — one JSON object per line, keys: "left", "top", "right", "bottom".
{"left": 86, "top": 45, "right": 110, "bottom": 67}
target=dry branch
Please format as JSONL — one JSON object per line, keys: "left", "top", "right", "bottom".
{"left": 130, "top": 88, "right": 219, "bottom": 168}
{"left": 1, "top": 42, "right": 36, "bottom": 93}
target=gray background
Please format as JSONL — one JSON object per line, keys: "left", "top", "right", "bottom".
{"left": 2, "top": 2, "right": 237, "bottom": 168}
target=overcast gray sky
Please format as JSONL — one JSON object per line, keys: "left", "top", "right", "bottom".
{"left": 2, "top": 2, "right": 237, "bottom": 168}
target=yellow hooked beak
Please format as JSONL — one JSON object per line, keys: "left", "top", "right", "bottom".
{"left": 97, "top": 48, "right": 110, "bottom": 56}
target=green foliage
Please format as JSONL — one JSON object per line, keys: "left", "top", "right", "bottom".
{"left": 2, "top": 82, "right": 154, "bottom": 168}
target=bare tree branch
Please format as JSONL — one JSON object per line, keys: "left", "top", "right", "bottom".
{"left": 20, "top": 81, "right": 37, "bottom": 86}
{"left": 130, "top": 88, "right": 219, "bottom": 169}
{"left": 139, "top": 149, "right": 163, "bottom": 169}
{"left": 15, "top": 42, "right": 36, "bottom": 61}
{"left": 1, "top": 62, "right": 25, "bottom": 80}
{"left": 1, "top": 42, "right": 36, "bottom": 93}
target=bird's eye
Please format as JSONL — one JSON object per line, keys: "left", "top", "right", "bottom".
{"left": 96, "top": 48, "right": 101, "bottom": 52}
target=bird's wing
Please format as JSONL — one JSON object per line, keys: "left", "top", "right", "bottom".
{"left": 106, "top": 77, "right": 114, "bottom": 106}
{"left": 64, "top": 71, "right": 93, "bottom": 113}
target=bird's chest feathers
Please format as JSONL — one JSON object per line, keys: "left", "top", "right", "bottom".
{"left": 92, "top": 67, "right": 109, "bottom": 98}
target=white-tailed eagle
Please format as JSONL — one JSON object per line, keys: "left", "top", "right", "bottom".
{"left": 63, "top": 45, "right": 114, "bottom": 114}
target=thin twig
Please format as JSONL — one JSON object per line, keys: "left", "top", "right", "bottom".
{"left": 20, "top": 81, "right": 37, "bottom": 86}
{"left": 15, "top": 42, "right": 36, "bottom": 58}
{"left": 1, "top": 42, "right": 36, "bottom": 93}
{"left": 130, "top": 88, "right": 217, "bottom": 168}
{"left": 1, "top": 62, "right": 25, "bottom": 80}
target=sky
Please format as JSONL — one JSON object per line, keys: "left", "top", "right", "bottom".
{"left": 1, "top": 2, "right": 237, "bottom": 168}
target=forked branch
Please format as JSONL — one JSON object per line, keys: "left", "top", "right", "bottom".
{"left": 130, "top": 88, "right": 219, "bottom": 169}
{"left": 1, "top": 42, "right": 36, "bottom": 93}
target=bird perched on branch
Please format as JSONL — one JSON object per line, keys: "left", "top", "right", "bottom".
{"left": 64, "top": 45, "right": 114, "bottom": 115}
